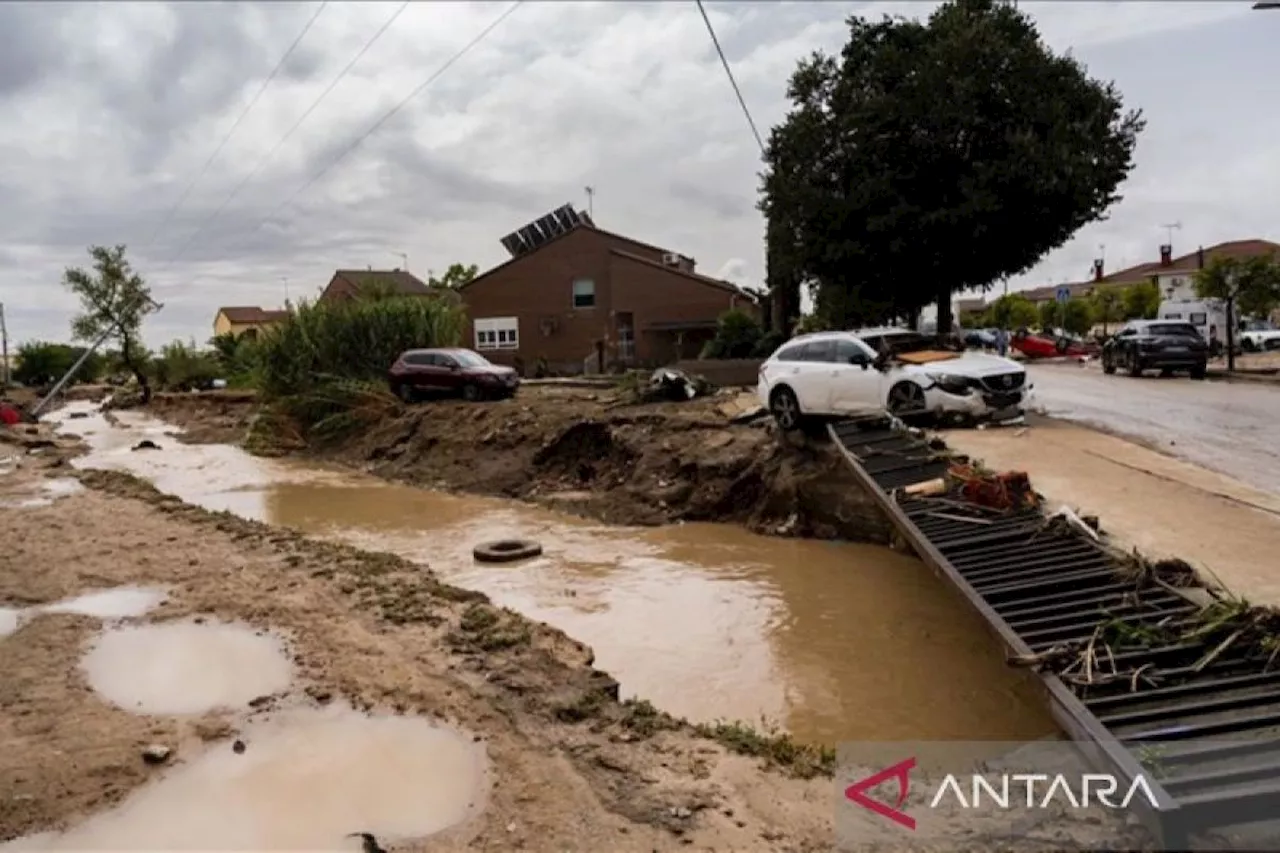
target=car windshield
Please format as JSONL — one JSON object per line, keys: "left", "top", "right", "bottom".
{"left": 1146, "top": 324, "right": 1200, "bottom": 337}
{"left": 452, "top": 351, "right": 490, "bottom": 368}
{"left": 864, "top": 332, "right": 935, "bottom": 354}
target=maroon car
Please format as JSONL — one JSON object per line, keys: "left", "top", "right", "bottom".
{"left": 388, "top": 348, "right": 519, "bottom": 402}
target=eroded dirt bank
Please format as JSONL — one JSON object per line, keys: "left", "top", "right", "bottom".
{"left": 145, "top": 386, "right": 895, "bottom": 543}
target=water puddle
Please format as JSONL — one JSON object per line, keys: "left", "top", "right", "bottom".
{"left": 82, "top": 620, "right": 294, "bottom": 715}
{"left": 3, "top": 705, "right": 486, "bottom": 851}
{"left": 0, "top": 608, "right": 19, "bottom": 638}
{"left": 51, "top": 402, "right": 1056, "bottom": 743}
{"left": 40, "top": 587, "right": 166, "bottom": 620}
{"left": 0, "top": 476, "right": 85, "bottom": 509}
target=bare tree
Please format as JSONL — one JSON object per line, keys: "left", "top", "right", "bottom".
{"left": 63, "top": 244, "right": 156, "bottom": 402}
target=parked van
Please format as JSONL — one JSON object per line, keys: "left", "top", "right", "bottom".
{"left": 1158, "top": 299, "right": 1227, "bottom": 350}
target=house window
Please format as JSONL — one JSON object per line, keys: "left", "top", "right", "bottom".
{"left": 572, "top": 278, "right": 595, "bottom": 309}
{"left": 474, "top": 317, "right": 519, "bottom": 351}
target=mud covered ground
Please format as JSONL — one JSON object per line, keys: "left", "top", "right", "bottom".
{"left": 0, "top": 417, "right": 1147, "bottom": 852}
{"left": 145, "top": 386, "right": 895, "bottom": 544}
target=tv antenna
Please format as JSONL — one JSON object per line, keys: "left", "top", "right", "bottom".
{"left": 584, "top": 186, "right": 595, "bottom": 220}
{"left": 1160, "top": 221, "right": 1182, "bottom": 245}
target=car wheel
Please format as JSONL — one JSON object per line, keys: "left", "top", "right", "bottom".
{"left": 887, "top": 381, "right": 927, "bottom": 417}
{"left": 462, "top": 383, "right": 482, "bottom": 403}
{"left": 1102, "top": 354, "right": 1116, "bottom": 375}
{"left": 1190, "top": 363, "right": 1207, "bottom": 380}
{"left": 395, "top": 383, "right": 416, "bottom": 403}
{"left": 1243, "top": 338, "right": 1259, "bottom": 353}
{"left": 1127, "top": 352, "right": 1143, "bottom": 377}
{"left": 769, "top": 386, "right": 802, "bottom": 431}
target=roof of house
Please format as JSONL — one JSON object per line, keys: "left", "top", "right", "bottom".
{"left": 217, "top": 306, "right": 289, "bottom": 324}
{"left": 607, "top": 249, "right": 748, "bottom": 297}
{"left": 458, "top": 222, "right": 751, "bottom": 298}
{"left": 330, "top": 268, "right": 432, "bottom": 295}
{"left": 1161, "top": 239, "right": 1280, "bottom": 273}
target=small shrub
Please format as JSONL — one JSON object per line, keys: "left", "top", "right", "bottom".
{"left": 701, "top": 309, "right": 764, "bottom": 359}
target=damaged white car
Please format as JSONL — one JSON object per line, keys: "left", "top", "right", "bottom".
{"left": 757, "top": 327, "right": 1032, "bottom": 430}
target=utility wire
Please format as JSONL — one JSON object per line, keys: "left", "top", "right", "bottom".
{"left": 141, "top": 1, "right": 329, "bottom": 252}
{"left": 694, "top": 0, "right": 765, "bottom": 155}
{"left": 158, "top": 0, "right": 412, "bottom": 272}
{"left": 230, "top": 0, "right": 524, "bottom": 252}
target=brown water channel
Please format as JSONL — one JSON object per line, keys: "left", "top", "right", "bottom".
{"left": 51, "top": 403, "right": 1054, "bottom": 745}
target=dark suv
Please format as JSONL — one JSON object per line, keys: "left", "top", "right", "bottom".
{"left": 388, "top": 348, "right": 519, "bottom": 402}
{"left": 1101, "top": 321, "right": 1208, "bottom": 379}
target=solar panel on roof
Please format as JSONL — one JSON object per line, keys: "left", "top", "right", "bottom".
{"left": 517, "top": 225, "right": 541, "bottom": 251}
{"left": 553, "top": 205, "right": 578, "bottom": 231}
{"left": 499, "top": 233, "right": 524, "bottom": 257}
{"left": 536, "top": 214, "right": 560, "bottom": 239}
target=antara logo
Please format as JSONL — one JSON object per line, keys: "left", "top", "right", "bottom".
{"left": 844, "top": 758, "right": 1159, "bottom": 830}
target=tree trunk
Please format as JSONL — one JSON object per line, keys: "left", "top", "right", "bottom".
{"left": 935, "top": 286, "right": 954, "bottom": 339}
{"left": 121, "top": 333, "right": 151, "bottom": 404}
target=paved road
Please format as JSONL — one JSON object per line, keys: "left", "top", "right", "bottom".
{"left": 1026, "top": 363, "right": 1280, "bottom": 496}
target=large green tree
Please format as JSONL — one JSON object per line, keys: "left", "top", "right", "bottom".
{"left": 63, "top": 244, "right": 156, "bottom": 401}
{"left": 760, "top": 0, "right": 1144, "bottom": 336}
{"left": 1194, "top": 253, "right": 1280, "bottom": 370}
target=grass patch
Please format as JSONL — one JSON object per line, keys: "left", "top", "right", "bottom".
{"left": 694, "top": 718, "right": 836, "bottom": 779}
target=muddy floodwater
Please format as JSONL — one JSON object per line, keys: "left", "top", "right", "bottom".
{"left": 6, "top": 705, "right": 485, "bottom": 851}
{"left": 49, "top": 403, "right": 1055, "bottom": 744}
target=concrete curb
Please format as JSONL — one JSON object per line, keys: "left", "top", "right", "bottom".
{"left": 1204, "top": 369, "right": 1280, "bottom": 385}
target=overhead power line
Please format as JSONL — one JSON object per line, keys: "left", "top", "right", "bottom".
{"left": 227, "top": 0, "right": 525, "bottom": 254}
{"left": 694, "top": 0, "right": 765, "bottom": 155}
{"left": 142, "top": 1, "right": 330, "bottom": 253}
{"left": 158, "top": 0, "right": 412, "bottom": 272}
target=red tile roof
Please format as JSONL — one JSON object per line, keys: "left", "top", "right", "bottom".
{"left": 217, "top": 306, "right": 289, "bottom": 324}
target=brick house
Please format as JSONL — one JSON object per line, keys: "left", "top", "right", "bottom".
{"left": 319, "top": 268, "right": 458, "bottom": 304}
{"left": 458, "top": 220, "right": 756, "bottom": 374}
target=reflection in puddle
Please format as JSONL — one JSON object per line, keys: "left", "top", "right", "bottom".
{"left": 83, "top": 620, "right": 294, "bottom": 715}
{"left": 51, "top": 402, "right": 1056, "bottom": 744}
{"left": 41, "top": 587, "right": 166, "bottom": 620}
{"left": 4, "top": 705, "right": 486, "bottom": 851}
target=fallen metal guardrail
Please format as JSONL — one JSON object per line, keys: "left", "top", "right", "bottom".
{"left": 828, "top": 415, "right": 1280, "bottom": 849}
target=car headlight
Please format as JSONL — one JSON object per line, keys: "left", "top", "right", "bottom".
{"left": 926, "top": 373, "right": 971, "bottom": 394}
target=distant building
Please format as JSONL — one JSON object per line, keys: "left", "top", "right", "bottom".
{"left": 318, "top": 268, "right": 448, "bottom": 302}
{"left": 458, "top": 206, "right": 756, "bottom": 374}
{"left": 213, "top": 306, "right": 289, "bottom": 340}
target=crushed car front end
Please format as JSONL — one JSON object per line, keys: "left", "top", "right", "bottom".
{"left": 915, "top": 366, "right": 1032, "bottom": 424}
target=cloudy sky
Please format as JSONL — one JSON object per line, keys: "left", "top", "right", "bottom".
{"left": 0, "top": 0, "right": 1275, "bottom": 347}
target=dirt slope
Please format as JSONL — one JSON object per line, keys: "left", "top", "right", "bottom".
{"left": 146, "top": 386, "right": 895, "bottom": 543}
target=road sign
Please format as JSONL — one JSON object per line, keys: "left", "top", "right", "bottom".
{"left": 1056, "top": 286, "right": 1071, "bottom": 304}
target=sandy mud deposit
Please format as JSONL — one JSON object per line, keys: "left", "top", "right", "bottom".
{"left": 145, "top": 386, "right": 895, "bottom": 542}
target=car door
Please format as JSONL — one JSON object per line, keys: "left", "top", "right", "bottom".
{"left": 401, "top": 353, "right": 435, "bottom": 391}
{"left": 827, "top": 338, "right": 884, "bottom": 414}
{"left": 791, "top": 338, "right": 835, "bottom": 413}
{"left": 433, "top": 353, "right": 463, "bottom": 392}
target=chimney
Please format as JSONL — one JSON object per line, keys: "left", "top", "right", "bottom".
{"left": 1092, "top": 259, "right": 1104, "bottom": 282}
{"left": 1159, "top": 244, "right": 1173, "bottom": 266}
{"left": 1197, "top": 246, "right": 1206, "bottom": 269}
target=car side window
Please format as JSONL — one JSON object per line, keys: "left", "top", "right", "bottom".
{"left": 437, "top": 354, "right": 457, "bottom": 368}
{"left": 1115, "top": 327, "right": 1135, "bottom": 338}
{"left": 404, "top": 353, "right": 431, "bottom": 366}
{"left": 774, "top": 343, "right": 806, "bottom": 361}
{"left": 802, "top": 339, "right": 835, "bottom": 362}
{"left": 833, "top": 339, "right": 869, "bottom": 364}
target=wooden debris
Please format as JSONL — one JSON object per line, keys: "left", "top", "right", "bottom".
{"left": 903, "top": 478, "right": 947, "bottom": 497}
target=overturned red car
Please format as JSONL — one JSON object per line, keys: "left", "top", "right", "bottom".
{"left": 1010, "top": 329, "right": 1097, "bottom": 360}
